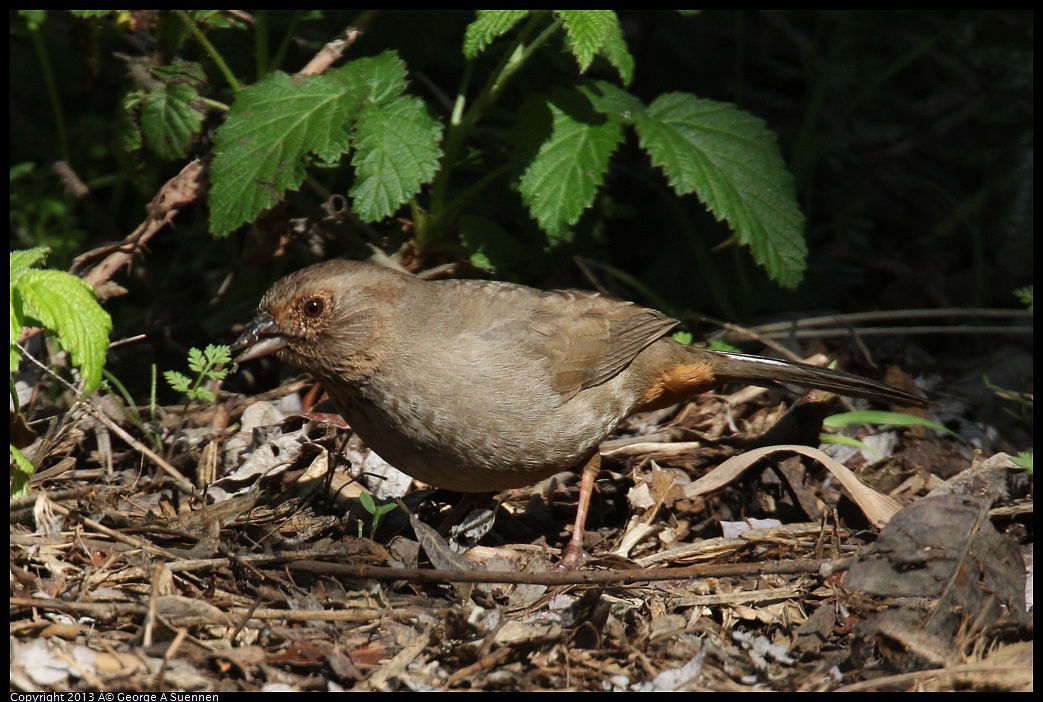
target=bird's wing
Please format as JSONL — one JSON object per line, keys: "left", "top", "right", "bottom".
{"left": 531, "top": 289, "right": 680, "bottom": 401}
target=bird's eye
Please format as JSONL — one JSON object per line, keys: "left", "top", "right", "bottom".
{"left": 301, "top": 297, "right": 326, "bottom": 318}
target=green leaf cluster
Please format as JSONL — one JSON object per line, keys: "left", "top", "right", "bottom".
{"left": 209, "top": 52, "right": 442, "bottom": 236}
{"left": 358, "top": 491, "right": 397, "bottom": 538}
{"left": 164, "top": 344, "right": 231, "bottom": 404}
{"left": 10, "top": 247, "right": 112, "bottom": 395}
{"left": 200, "top": 10, "right": 807, "bottom": 287}
{"left": 123, "top": 61, "right": 208, "bottom": 160}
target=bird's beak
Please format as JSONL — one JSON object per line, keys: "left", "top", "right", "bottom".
{"left": 232, "top": 312, "right": 289, "bottom": 364}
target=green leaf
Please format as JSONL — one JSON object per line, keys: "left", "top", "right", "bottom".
{"left": 633, "top": 94, "right": 807, "bottom": 288}
{"left": 1011, "top": 452, "right": 1032, "bottom": 472}
{"left": 518, "top": 90, "right": 624, "bottom": 237}
{"left": 202, "top": 344, "right": 232, "bottom": 373}
{"left": 349, "top": 95, "right": 443, "bottom": 222}
{"left": 823, "top": 410, "right": 966, "bottom": 444}
{"left": 15, "top": 269, "right": 112, "bottom": 393}
{"left": 186, "top": 347, "right": 207, "bottom": 374}
{"left": 819, "top": 433, "right": 880, "bottom": 456}
{"left": 10, "top": 444, "right": 36, "bottom": 497}
{"left": 210, "top": 71, "right": 361, "bottom": 236}
{"left": 69, "top": 10, "right": 113, "bottom": 19}
{"left": 10, "top": 247, "right": 50, "bottom": 281}
{"left": 210, "top": 52, "right": 417, "bottom": 236}
{"left": 18, "top": 10, "right": 47, "bottom": 29}
{"left": 1014, "top": 285, "right": 1032, "bottom": 310}
{"left": 9, "top": 249, "right": 47, "bottom": 377}
{"left": 459, "top": 215, "right": 529, "bottom": 272}
{"left": 139, "top": 63, "right": 207, "bottom": 160}
{"left": 557, "top": 10, "right": 634, "bottom": 85}
{"left": 582, "top": 80, "right": 646, "bottom": 121}
{"left": 463, "top": 10, "right": 532, "bottom": 59}
{"left": 328, "top": 51, "right": 410, "bottom": 106}
{"left": 164, "top": 371, "right": 192, "bottom": 394}
{"left": 705, "top": 339, "right": 743, "bottom": 354}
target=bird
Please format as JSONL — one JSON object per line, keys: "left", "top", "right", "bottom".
{"left": 232, "top": 259, "right": 927, "bottom": 568}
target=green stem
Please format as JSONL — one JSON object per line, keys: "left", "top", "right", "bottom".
{"left": 28, "top": 26, "right": 68, "bottom": 157}
{"left": 270, "top": 10, "right": 304, "bottom": 72}
{"left": 254, "top": 10, "right": 270, "bottom": 79}
{"left": 420, "top": 14, "right": 562, "bottom": 249}
{"left": 175, "top": 10, "right": 242, "bottom": 92}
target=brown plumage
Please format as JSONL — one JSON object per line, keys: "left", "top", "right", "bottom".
{"left": 233, "top": 260, "right": 926, "bottom": 567}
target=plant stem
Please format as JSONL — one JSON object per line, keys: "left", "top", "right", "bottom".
{"left": 422, "top": 14, "right": 561, "bottom": 245}
{"left": 175, "top": 10, "right": 242, "bottom": 92}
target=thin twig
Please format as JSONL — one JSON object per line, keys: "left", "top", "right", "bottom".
{"left": 17, "top": 343, "right": 196, "bottom": 494}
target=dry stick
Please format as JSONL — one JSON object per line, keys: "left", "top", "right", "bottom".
{"left": 708, "top": 307, "right": 1032, "bottom": 343}
{"left": 285, "top": 556, "right": 854, "bottom": 586}
{"left": 44, "top": 501, "right": 185, "bottom": 561}
{"left": 10, "top": 597, "right": 411, "bottom": 626}
{"left": 298, "top": 11, "right": 379, "bottom": 76}
{"left": 17, "top": 344, "right": 196, "bottom": 494}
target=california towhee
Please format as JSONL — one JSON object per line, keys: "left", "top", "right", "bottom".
{"left": 233, "top": 260, "right": 927, "bottom": 567}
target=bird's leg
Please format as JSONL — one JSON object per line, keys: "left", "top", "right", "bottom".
{"left": 559, "top": 453, "right": 601, "bottom": 570}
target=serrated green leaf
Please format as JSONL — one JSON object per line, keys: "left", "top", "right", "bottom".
{"left": 16, "top": 269, "right": 112, "bottom": 393}
{"left": 349, "top": 96, "right": 443, "bottom": 222}
{"left": 210, "top": 73, "right": 364, "bottom": 237}
{"left": 463, "top": 10, "right": 532, "bottom": 59}
{"left": 10, "top": 444, "right": 36, "bottom": 497}
{"left": 120, "top": 90, "right": 145, "bottom": 155}
{"left": 633, "top": 94, "right": 807, "bottom": 288}
{"left": 1014, "top": 285, "right": 1032, "bottom": 310}
{"left": 10, "top": 247, "right": 50, "bottom": 281}
{"left": 69, "top": 10, "right": 113, "bottom": 19}
{"left": 518, "top": 91, "right": 624, "bottom": 237}
{"left": 140, "top": 63, "right": 207, "bottom": 160}
{"left": 581, "top": 80, "right": 645, "bottom": 121}
{"left": 557, "top": 10, "right": 633, "bottom": 84}
{"left": 203, "top": 343, "right": 232, "bottom": 369}
{"left": 210, "top": 53, "right": 412, "bottom": 236}
{"left": 595, "top": 21, "right": 635, "bottom": 86}
{"left": 328, "top": 52, "right": 410, "bottom": 106}
{"left": 187, "top": 347, "right": 206, "bottom": 374}
{"left": 459, "top": 215, "right": 529, "bottom": 272}
{"left": 192, "top": 388, "right": 216, "bottom": 403}
{"left": 1012, "top": 452, "right": 1032, "bottom": 472}
{"left": 18, "top": 10, "right": 47, "bottom": 29}
{"left": 164, "top": 370, "right": 192, "bottom": 393}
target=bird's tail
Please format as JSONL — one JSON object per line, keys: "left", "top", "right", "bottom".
{"left": 709, "top": 351, "right": 927, "bottom": 407}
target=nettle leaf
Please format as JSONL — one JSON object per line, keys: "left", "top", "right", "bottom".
{"left": 582, "top": 80, "right": 646, "bottom": 121}
{"left": 15, "top": 269, "right": 112, "bottom": 393}
{"left": 210, "top": 52, "right": 416, "bottom": 236}
{"left": 519, "top": 91, "right": 624, "bottom": 238}
{"left": 210, "top": 71, "right": 362, "bottom": 236}
{"left": 329, "top": 51, "right": 410, "bottom": 106}
{"left": 557, "top": 10, "right": 634, "bottom": 85}
{"left": 634, "top": 93, "right": 807, "bottom": 288}
{"left": 463, "top": 10, "right": 532, "bottom": 59}
{"left": 349, "top": 95, "right": 443, "bottom": 222}
{"left": 140, "top": 63, "right": 207, "bottom": 160}
{"left": 10, "top": 248, "right": 49, "bottom": 374}
{"left": 10, "top": 247, "right": 49, "bottom": 280}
